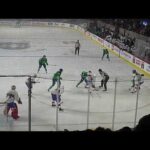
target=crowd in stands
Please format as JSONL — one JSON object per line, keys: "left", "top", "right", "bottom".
{"left": 102, "top": 19, "right": 150, "bottom": 37}
{"left": 87, "top": 20, "right": 150, "bottom": 63}
{"left": 87, "top": 22, "right": 136, "bottom": 54}
{"left": 63, "top": 114, "right": 150, "bottom": 133}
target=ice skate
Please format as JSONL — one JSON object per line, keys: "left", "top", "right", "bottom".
{"left": 59, "top": 108, "right": 64, "bottom": 111}
{"left": 52, "top": 103, "right": 56, "bottom": 107}
{"left": 85, "top": 85, "right": 89, "bottom": 88}
{"left": 93, "top": 86, "right": 100, "bottom": 91}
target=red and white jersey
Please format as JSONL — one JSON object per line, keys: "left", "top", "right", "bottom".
{"left": 6, "top": 90, "right": 20, "bottom": 102}
{"left": 87, "top": 72, "right": 96, "bottom": 86}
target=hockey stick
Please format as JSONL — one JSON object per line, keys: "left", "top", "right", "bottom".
{"left": 1, "top": 102, "right": 9, "bottom": 122}
{"left": 57, "top": 101, "right": 63, "bottom": 105}
{"left": 35, "top": 81, "right": 40, "bottom": 83}
{"left": 48, "top": 64, "right": 57, "bottom": 66}
{"left": 0, "top": 101, "right": 6, "bottom": 104}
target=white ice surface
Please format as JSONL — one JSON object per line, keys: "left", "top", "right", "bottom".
{"left": 0, "top": 26, "right": 150, "bottom": 131}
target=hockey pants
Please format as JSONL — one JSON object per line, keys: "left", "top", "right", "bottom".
{"left": 101, "top": 76, "right": 109, "bottom": 90}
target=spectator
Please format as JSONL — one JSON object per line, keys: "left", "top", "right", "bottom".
{"left": 134, "top": 114, "right": 150, "bottom": 132}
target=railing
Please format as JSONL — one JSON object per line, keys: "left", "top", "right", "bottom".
{"left": 0, "top": 75, "right": 150, "bottom": 131}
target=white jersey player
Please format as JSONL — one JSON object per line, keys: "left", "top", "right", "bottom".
{"left": 51, "top": 86, "right": 64, "bottom": 111}
{"left": 85, "top": 71, "right": 96, "bottom": 88}
{"left": 130, "top": 70, "right": 144, "bottom": 93}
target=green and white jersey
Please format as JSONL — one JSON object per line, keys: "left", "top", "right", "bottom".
{"left": 39, "top": 57, "right": 48, "bottom": 65}
{"left": 53, "top": 71, "right": 62, "bottom": 80}
{"left": 81, "top": 71, "right": 88, "bottom": 79}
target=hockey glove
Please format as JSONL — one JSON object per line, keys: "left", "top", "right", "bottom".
{"left": 18, "top": 98, "right": 22, "bottom": 104}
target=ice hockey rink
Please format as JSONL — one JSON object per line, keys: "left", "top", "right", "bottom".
{"left": 0, "top": 24, "right": 150, "bottom": 131}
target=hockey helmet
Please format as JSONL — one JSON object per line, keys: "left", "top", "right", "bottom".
{"left": 43, "top": 55, "right": 46, "bottom": 57}
{"left": 11, "top": 85, "right": 16, "bottom": 90}
{"left": 33, "top": 73, "right": 37, "bottom": 78}
{"left": 98, "top": 69, "right": 102, "bottom": 72}
{"left": 132, "top": 70, "right": 136, "bottom": 73}
{"left": 59, "top": 68, "right": 63, "bottom": 72}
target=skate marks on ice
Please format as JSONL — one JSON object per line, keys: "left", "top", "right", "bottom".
{"left": 62, "top": 41, "right": 75, "bottom": 44}
{"left": 31, "top": 90, "right": 150, "bottom": 115}
{"left": 0, "top": 42, "right": 30, "bottom": 50}
{"left": 28, "top": 48, "right": 47, "bottom": 52}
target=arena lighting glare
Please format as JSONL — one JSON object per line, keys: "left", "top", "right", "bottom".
{"left": 143, "top": 21, "right": 148, "bottom": 26}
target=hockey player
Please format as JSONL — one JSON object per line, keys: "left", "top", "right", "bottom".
{"left": 25, "top": 74, "right": 36, "bottom": 89}
{"left": 4, "top": 85, "right": 22, "bottom": 119}
{"left": 25, "top": 74, "right": 40, "bottom": 96}
{"left": 130, "top": 70, "right": 137, "bottom": 89}
{"left": 16, "top": 20, "right": 21, "bottom": 27}
{"left": 101, "top": 48, "right": 110, "bottom": 61}
{"left": 51, "top": 86, "right": 64, "bottom": 111}
{"left": 37, "top": 55, "right": 48, "bottom": 74}
{"left": 85, "top": 71, "right": 96, "bottom": 88}
{"left": 3, "top": 94, "right": 19, "bottom": 119}
{"left": 134, "top": 73, "right": 144, "bottom": 92}
{"left": 48, "top": 69, "right": 63, "bottom": 91}
{"left": 76, "top": 71, "right": 88, "bottom": 87}
{"left": 6, "top": 85, "right": 22, "bottom": 104}
{"left": 98, "top": 69, "right": 109, "bottom": 91}
{"left": 75, "top": 40, "right": 80, "bottom": 56}
{"left": 129, "top": 70, "right": 144, "bottom": 93}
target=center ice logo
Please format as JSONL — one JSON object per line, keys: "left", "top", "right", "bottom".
{"left": 0, "top": 42, "right": 30, "bottom": 50}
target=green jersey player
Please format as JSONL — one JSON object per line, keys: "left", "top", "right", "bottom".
{"left": 37, "top": 55, "right": 48, "bottom": 73}
{"left": 102, "top": 48, "right": 110, "bottom": 61}
{"left": 76, "top": 71, "right": 88, "bottom": 87}
{"left": 48, "top": 69, "right": 63, "bottom": 91}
